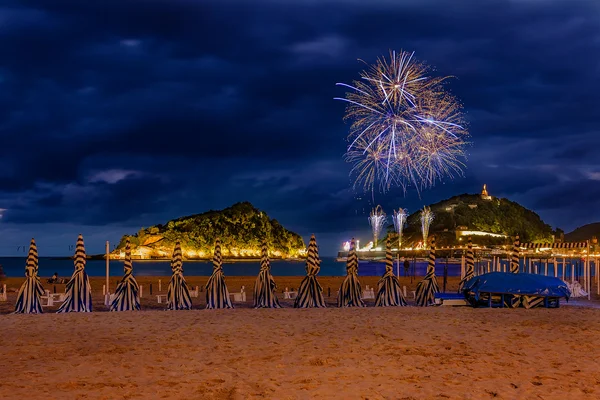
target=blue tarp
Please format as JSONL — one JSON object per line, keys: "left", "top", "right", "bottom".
{"left": 462, "top": 272, "right": 571, "bottom": 300}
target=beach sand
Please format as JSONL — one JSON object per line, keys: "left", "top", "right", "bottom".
{"left": 1, "top": 276, "right": 600, "bottom": 399}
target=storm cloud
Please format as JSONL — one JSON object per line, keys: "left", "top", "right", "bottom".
{"left": 1, "top": 0, "right": 599, "bottom": 255}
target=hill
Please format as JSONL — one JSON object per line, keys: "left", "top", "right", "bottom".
{"left": 564, "top": 223, "right": 600, "bottom": 242}
{"left": 386, "top": 193, "right": 554, "bottom": 247}
{"left": 114, "top": 202, "right": 305, "bottom": 259}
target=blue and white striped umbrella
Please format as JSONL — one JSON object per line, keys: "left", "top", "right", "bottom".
{"left": 337, "top": 238, "right": 365, "bottom": 307}
{"left": 253, "top": 240, "right": 281, "bottom": 308}
{"left": 110, "top": 239, "right": 140, "bottom": 311}
{"left": 14, "top": 238, "right": 45, "bottom": 314}
{"left": 458, "top": 237, "right": 475, "bottom": 292}
{"left": 507, "top": 235, "right": 521, "bottom": 307}
{"left": 205, "top": 238, "right": 233, "bottom": 309}
{"left": 510, "top": 235, "right": 520, "bottom": 273}
{"left": 58, "top": 234, "right": 93, "bottom": 313}
{"left": 167, "top": 241, "right": 193, "bottom": 310}
{"left": 415, "top": 236, "right": 440, "bottom": 306}
{"left": 375, "top": 238, "right": 407, "bottom": 307}
{"left": 294, "top": 234, "right": 326, "bottom": 308}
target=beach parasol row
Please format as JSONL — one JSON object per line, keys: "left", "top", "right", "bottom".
{"left": 11, "top": 234, "right": 574, "bottom": 313}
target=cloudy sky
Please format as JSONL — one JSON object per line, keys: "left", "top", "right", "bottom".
{"left": 1, "top": 0, "right": 599, "bottom": 256}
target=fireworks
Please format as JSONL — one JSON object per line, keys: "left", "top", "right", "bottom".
{"left": 393, "top": 208, "right": 408, "bottom": 249}
{"left": 420, "top": 206, "right": 434, "bottom": 247}
{"left": 335, "top": 50, "right": 468, "bottom": 194}
{"left": 369, "top": 205, "right": 387, "bottom": 248}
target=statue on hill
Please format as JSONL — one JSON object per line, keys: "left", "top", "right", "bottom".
{"left": 481, "top": 184, "right": 492, "bottom": 200}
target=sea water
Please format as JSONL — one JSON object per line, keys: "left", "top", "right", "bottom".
{"left": 0, "top": 257, "right": 462, "bottom": 278}
{"left": 0, "top": 257, "right": 592, "bottom": 278}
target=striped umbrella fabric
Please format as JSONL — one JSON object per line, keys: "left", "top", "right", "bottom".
{"left": 58, "top": 234, "right": 93, "bottom": 313}
{"left": 510, "top": 235, "right": 520, "bottom": 273}
{"left": 110, "top": 239, "right": 140, "bottom": 311}
{"left": 415, "top": 236, "right": 440, "bottom": 306}
{"left": 294, "top": 234, "right": 326, "bottom": 308}
{"left": 506, "top": 235, "right": 522, "bottom": 308}
{"left": 253, "top": 241, "right": 281, "bottom": 308}
{"left": 14, "top": 238, "right": 45, "bottom": 314}
{"left": 375, "top": 238, "right": 407, "bottom": 307}
{"left": 521, "top": 242, "right": 587, "bottom": 249}
{"left": 337, "top": 238, "right": 365, "bottom": 307}
{"left": 458, "top": 237, "right": 475, "bottom": 292}
{"left": 205, "top": 238, "right": 233, "bottom": 309}
{"left": 167, "top": 241, "right": 193, "bottom": 310}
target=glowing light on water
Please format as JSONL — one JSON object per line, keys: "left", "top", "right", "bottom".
{"left": 336, "top": 50, "right": 468, "bottom": 194}
{"left": 420, "top": 206, "right": 434, "bottom": 247}
{"left": 393, "top": 208, "right": 408, "bottom": 249}
{"left": 369, "top": 205, "right": 387, "bottom": 247}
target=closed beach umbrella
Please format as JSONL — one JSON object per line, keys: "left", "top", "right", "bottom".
{"left": 253, "top": 240, "right": 281, "bottom": 308}
{"left": 205, "top": 238, "right": 233, "bottom": 309}
{"left": 507, "top": 235, "right": 521, "bottom": 307}
{"left": 110, "top": 239, "right": 140, "bottom": 311}
{"left": 294, "top": 234, "right": 326, "bottom": 308}
{"left": 58, "top": 234, "right": 93, "bottom": 313}
{"left": 458, "top": 237, "right": 475, "bottom": 292}
{"left": 167, "top": 241, "right": 193, "bottom": 310}
{"left": 415, "top": 236, "right": 440, "bottom": 306}
{"left": 375, "top": 238, "right": 407, "bottom": 307}
{"left": 510, "top": 235, "right": 520, "bottom": 273}
{"left": 337, "top": 238, "right": 365, "bottom": 307}
{"left": 14, "top": 238, "right": 45, "bottom": 314}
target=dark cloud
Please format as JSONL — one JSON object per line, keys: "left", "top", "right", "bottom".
{"left": 1, "top": 0, "right": 600, "bottom": 255}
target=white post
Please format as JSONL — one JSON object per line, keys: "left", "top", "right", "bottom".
{"left": 105, "top": 241, "right": 110, "bottom": 305}
{"left": 140, "top": 285, "right": 143, "bottom": 298}
{"left": 403, "top": 286, "right": 407, "bottom": 298}
{"left": 544, "top": 260, "right": 548, "bottom": 276}
{"left": 596, "top": 256, "right": 599, "bottom": 295}
{"left": 102, "top": 284, "right": 106, "bottom": 295}
{"left": 561, "top": 258, "right": 565, "bottom": 281}
{"left": 571, "top": 260, "right": 575, "bottom": 283}
{"left": 586, "top": 241, "right": 591, "bottom": 300}
{"left": 159, "top": 279, "right": 162, "bottom": 292}
{"left": 460, "top": 256, "right": 465, "bottom": 279}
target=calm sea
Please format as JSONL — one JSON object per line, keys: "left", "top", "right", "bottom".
{"left": 0, "top": 256, "right": 462, "bottom": 278}
{"left": 2, "top": 256, "right": 589, "bottom": 279}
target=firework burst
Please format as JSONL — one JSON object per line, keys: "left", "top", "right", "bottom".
{"left": 393, "top": 208, "right": 408, "bottom": 249}
{"left": 420, "top": 206, "right": 434, "bottom": 247}
{"left": 368, "top": 205, "right": 387, "bottom": 248}
{"left": 335, "top": 50, "right": 468, "bottom": 194}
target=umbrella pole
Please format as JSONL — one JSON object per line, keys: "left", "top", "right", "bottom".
{"left": 105, "top": 241, "right": 110, "bottom": 306}
{"left": 587, "top": 240, "right": 591, "bottom": 300}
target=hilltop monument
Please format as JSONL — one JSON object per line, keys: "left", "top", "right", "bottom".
{"left": 481, "top": 184, "right": 492, "bottom": 200}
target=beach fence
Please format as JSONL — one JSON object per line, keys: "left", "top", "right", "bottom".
{"left": 458, "top": 241, "right": 598, "bottom": 298}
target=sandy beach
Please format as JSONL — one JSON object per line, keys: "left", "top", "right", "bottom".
{"left": 1, "top": 276, "right": 600, "bottom": 399}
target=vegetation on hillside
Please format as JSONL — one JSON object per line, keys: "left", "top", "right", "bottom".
{"left": 384, "top": 194, "right": 554, "bottom": 247}
{"left": 116, "top": 202, "right": 305, "bottom": 258}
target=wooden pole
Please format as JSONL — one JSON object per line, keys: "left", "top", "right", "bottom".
{"left": 105, "top": 241, "right": 110, "bottom": 305}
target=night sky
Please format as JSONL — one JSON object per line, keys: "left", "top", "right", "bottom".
{"left": 1, "top": 0, "right": 600, "bottom": 256}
